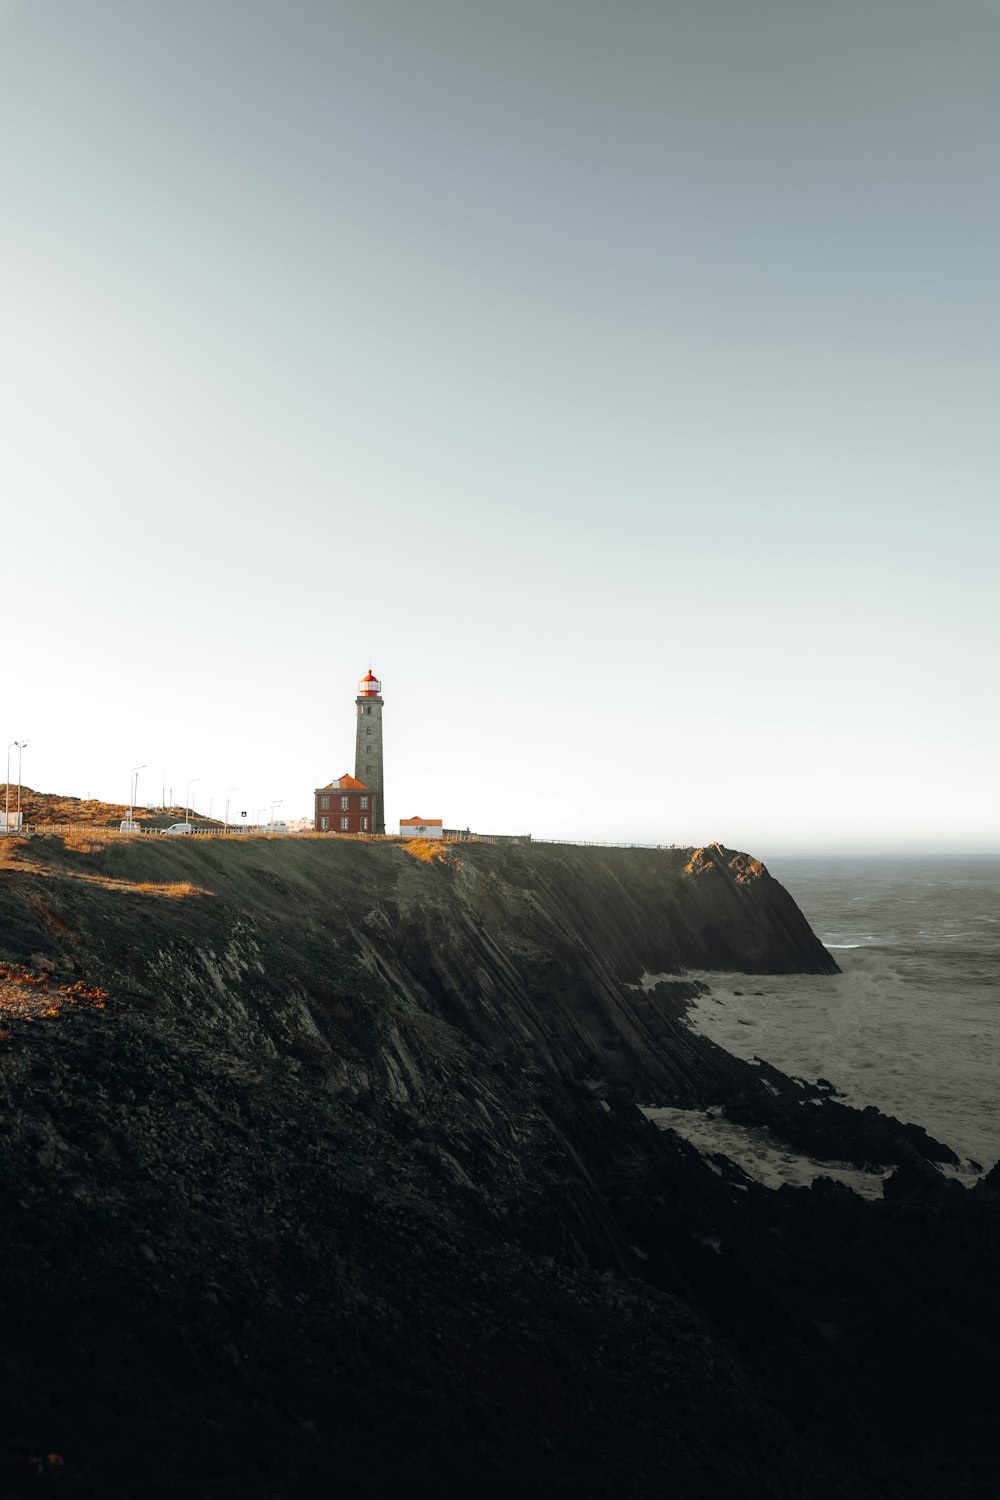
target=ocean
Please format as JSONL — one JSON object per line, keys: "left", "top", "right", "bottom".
{"left": 649, "top": 855, "right": 1000, "bottom": 1191}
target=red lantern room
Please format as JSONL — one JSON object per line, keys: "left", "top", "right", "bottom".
{"left": 358, "top": 669, "right": 381, "bottom": 698}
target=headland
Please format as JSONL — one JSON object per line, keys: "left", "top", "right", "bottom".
{"left": 0, "top": 831, "right": 996, "bottom": 1498}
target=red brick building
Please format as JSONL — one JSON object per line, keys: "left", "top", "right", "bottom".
{"left": 314, "top": 773, "right": 375, "bottom": 834}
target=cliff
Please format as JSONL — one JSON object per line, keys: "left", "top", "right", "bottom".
{"left": 0, "top": 833, "right": 996, "bottom": 1499}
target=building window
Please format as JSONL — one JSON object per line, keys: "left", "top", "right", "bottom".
{"left": 361, "top": 816, "right": 369, "bottom": 831}
{"left": 320, "top": 795, "right": 329, "bottom": 810}
{"left": 360, "top": 796, "right": 369, "bottom": 809}
{"left": 366, "top": 726, "right": 371, "bottom": 735}
{"left": 340, "top": 795, "right": 349, "bottom": 810}
{"left": 340, "top": 816, "right": 349, "bottom": 831}
{"left": 320, "top": 816, "right": 329, "bottom": 831}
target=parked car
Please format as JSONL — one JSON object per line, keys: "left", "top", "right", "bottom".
{"left": 119, "top": 819, "right": 142, "bottom": 833}
{"left": 161, "top": 822, "right": 193, "bottom": 836}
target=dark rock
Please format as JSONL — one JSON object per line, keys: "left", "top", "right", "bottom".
{"left": 0, "top": 835, "right": 994, "bottom": 1498}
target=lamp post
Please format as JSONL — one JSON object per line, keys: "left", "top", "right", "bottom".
{"left": 186, "top": 777, "right": 200, "bottom": 829}
{"left": 270, "top": 799, "right": 282, "bottom": 828}
{"left": 16, "top": 741, "right": 26, "bottom": 830}
{"left": 6, "top": 741, "right": 28, "bottom": 834}
{"left": 256, "top": 805, "right": 267, "bottom": 830}
{"left": 129, "top": 764, "right": 146, "bottom": 831}
{"left": 224, "top": 786, "right": 237, "bottom": 833}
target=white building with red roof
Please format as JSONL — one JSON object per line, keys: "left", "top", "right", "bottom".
{"left": 399, "top": 817, "right": 442, "bottom": 839}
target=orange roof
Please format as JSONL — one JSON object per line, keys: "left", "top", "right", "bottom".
{"left": 400, "top": 816, "right": 442, "bottom": 826}
{"left": 322, "top": 773, "right": 369, "bottom": 790}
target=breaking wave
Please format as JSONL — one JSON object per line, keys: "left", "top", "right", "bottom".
{"left": 681, "top": 855, "right": 1000, "bottom": 1172}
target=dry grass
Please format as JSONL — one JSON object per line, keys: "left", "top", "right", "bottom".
{"left": 131, "top": 881, "right": 206, "bottom": 899}
{"left": 51, "top": 868, "right": 213, "bottom": 899}
{"left": 6, "top": 785, "right": 224, "bottom": 832}
{"left": 402, "top": 838, "right": 456, "bottom": 866}
{"left": 0, "top": 962, "right": 108, "bottom": 1021}
{"left": 4, "top": 786, "right": 141, "bottom": 828}
{"left": 0, "top": 839, "right": 211, "bottom": 899}
{"left": 62, "top": 832, "right": 108, "bottom": 854}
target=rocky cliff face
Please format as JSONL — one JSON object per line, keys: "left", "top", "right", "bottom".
{"left": 0, "top": 833, "right": 997, "bottom": 1499}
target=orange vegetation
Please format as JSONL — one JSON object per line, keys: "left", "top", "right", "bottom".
{"left": 3, "top": 784, "right": 223, "bottom": 832}
{"left": 402, "top": 839, "right": 456, "bottom": 866}
{"left": 0, "top": 963, "right": 109, "bottom": 1022}
{"left": 131, "top": 881, "right": 206, "bottom": 898}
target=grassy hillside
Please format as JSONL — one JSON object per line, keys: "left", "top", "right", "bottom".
{"left": 3, "top": 785, "right": 221, "bottom": 830}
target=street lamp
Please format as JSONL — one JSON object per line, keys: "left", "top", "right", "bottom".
{"left": 224, "top": 786, "right": 237, "bottom": 833}
{"left": 256, "top": 805, "right": 267, "bottom": 830}
{"left": 270, "top": 799, "right": 282, "bottom": 828}
{"left": 4, "top": 743, "right": 12, "bottom": 834}
{"left": 16, "top": 742, "right": 26, "bottom": 830}
{"left": 129, "top": 764, "right": 146, "bottom": 831}
{"left": 186, "top": 777, "right": 200, "bottom": 829}
{"left": 6, "top": 741, "right": 28, "bottom": 834}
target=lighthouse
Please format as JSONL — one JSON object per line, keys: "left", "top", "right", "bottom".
{"left": 355, "top": 669, "right": 385, "bottom": 834}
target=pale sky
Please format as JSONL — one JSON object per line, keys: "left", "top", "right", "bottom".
{"left": 2, "top": 1, "right": 998, "bottom": 853}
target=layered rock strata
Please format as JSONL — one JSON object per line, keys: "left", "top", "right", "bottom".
{"left": 0, "top": 834, "right": 996, "bottom": 1499}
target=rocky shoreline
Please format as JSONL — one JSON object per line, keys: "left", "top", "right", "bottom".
{"left": 0, "top": 833, "right": 997, "bottom": 1497}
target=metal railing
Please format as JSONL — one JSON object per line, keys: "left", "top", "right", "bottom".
{"left": 528, "top": 839, "right": 688, "bottom": 850}
{"left": 8, "top": 825, "right": 689, "bottom": 852}
{"left": 14, "top": 825, "right": 398, "bottom": 839}
{"left": 17, "top": 824, "right": 297, "bottom": 838}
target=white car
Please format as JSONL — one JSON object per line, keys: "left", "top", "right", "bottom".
{"left": 161, "top": 822, "right": 193, "bottom": 836}
{"left": 119, "top": 819, "right": 142, "bottom": 833}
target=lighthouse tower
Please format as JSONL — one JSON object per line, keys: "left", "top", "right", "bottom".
{"left": 355, "top": 669, "right": 385, "bottom": 834}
